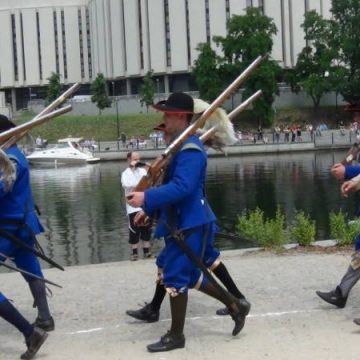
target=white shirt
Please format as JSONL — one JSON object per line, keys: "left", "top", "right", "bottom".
{"left": 121, "top": 166, "right": 147, "bottom": 214}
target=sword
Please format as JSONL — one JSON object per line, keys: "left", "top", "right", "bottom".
{"left": 0, "top": 253, "right": 62, "bottom": 288}
{"left": 0, "top": 229, "right": 64, "bottom": 271}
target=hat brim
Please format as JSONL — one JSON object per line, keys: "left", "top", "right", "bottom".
{"left": 152, "top": 101, "right": 194, "bottom": 114}
{"left": 153, "top": 122, "right": 166, "bottom": 131}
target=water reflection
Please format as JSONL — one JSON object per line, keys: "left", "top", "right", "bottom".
{"left": 30, "top": 150, "right": 358, "bottom": 267}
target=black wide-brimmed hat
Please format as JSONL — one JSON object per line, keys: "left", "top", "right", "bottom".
{"left": 153, "top": 123, "right": 166, "bottom": 131}
{"left": 152, "top": 92, "right": 194, "bottom": 114}
{"left": 0, "top": 114, "right": 16, "bottom": 132}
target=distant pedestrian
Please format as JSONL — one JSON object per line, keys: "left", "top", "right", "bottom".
{"left": 120, "top": 132, "right": 127, "bottom": 148}
{"left": 121, "top": 151, "right": 152, "bottom": 261}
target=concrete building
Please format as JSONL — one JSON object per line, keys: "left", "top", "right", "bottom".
{"left": 0, "top": 0, "right": 333, "bottom": 111}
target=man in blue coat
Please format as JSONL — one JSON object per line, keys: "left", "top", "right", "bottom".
{"left": 316, "top": 161, "right": 360, "bottom": 324}
{"left": 0, "top": 115, "right": 54, "bottom": 332}
{"left": 127, "top": 93, "right": 248, "bottom": 352}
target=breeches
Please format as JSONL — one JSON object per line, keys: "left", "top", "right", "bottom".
{"left": 0, "top": 229, "right": 43, "bottom": 282}
{"left": 0, "top": 292, "right": 6, "bottom": 303}
{"left": 156, "top": 223, "right": 219, "bottom": 292}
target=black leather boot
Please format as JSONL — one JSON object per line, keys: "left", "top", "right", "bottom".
{"left": 199, "top": 281, "right": 247, "bottom": 336}
{"left": 316, "top": 286, "right": 348, "bottom": 308}
{"left": 32, "top": 316, "right": 55, "bottom": 332}
{"left": 126, "top": 303, "right": 159, "bottom": 322}
{"left": 147, "top": 293, "right": 187, "bottom": 352}
{"left": 21, "top": 327, "right": 48, "bottom": 360}
{"left": 216, "top": 298, "right": 251, "bottom": 316}
{"left": 147, "top": 331, "right": 185, "bottom": 352}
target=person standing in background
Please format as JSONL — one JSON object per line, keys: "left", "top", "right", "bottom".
{"left": 121, "top": 151, "right": 152, "bottom": 261}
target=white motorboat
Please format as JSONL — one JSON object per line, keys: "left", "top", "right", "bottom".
{"left": 27, "top": 137, "right": 100, "bottom": 166}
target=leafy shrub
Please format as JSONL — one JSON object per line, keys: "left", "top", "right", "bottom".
{"left": 291, "top": 210, "right": 316, "bottom": 246}
{"left": 261, "top": 206, "right": 288, "bottom": 249}
{"left": 236, "top": 207, "right": 264, "bottom": 243}
{"left": 329, "top": 210, "right": 360, "bottom": 246}
{"left": 236, "top": 206, "right": 288, "bottom": 250}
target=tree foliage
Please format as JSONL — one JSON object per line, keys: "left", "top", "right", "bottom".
{"left": 289, "top": 10, "right": 336, "bottom": 108}
{"left": 90, "top": 73, "right": 112, "bottom": 115}
{"left": 213, "top": 7, "right": 281, "bottom": 126}
{"left": 139, "top": 70, "right": 155, "bottom": 112}
{"left": 192, "top": 43, "right": 223, "bottom": 102}
{"left": 46, "top": 72, "right": 63, "bottom": 104}
{"left": 331, "top": 0, "right": 360, "bottom": 104}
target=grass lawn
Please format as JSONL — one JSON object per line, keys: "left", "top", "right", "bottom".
{"left": 13, "top": 105, "right": 349, "bottom": 143}
{"left": 14, "top": 111, "right": 163, "bottom": 142}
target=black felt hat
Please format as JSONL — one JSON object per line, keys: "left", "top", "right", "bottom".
{"left": 0, "top": 114, "right": 16, "bottom": 133}
{"left": 152, "top": 92, "right": 194, "bottom": 114}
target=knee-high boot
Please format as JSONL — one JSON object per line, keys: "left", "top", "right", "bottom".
{"left": 28, "top": 280, "right": 54, "bottom": 331}
{"left": 198, "top": 280, "right": 247, "bottom": 336}
{"left": 147, "top": 293, "right": 187, "bottom": 352}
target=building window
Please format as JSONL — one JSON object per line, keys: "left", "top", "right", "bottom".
{"left": 280, "top": 0, "right": 286, "bottom": 63}
{"left": 85, "top": 8, "right": 92, "bottom": 79}
{"left": 164, "top": 0, "right": 171, "bottom": 67}
{"left": 121, "top": 0, "right": 127, "bottom": 71}
{"left": 78, "top": 8, "right": 85, "bottom": 79}
{"left": 36, "top": 12, "right": 43, "bottom": 80}
{"left": 61, "top": 9, "right": 68, "bottom": 79}
{"left": 53, "top": 11, "right": 60, "bottom": 74}
{"left": 185, "top": 0, "right": 191, "bottom": 66}
{"left": 20, "top": 13, "right": 26, "bottom": 81}
{"left": 258, "top": 0, "right": 264, "bottom": 14}
{"left": 205, "top": 0, "right": 210, "bottom": 43}
{"left": 138, "top": 0, "right": 144, "bottom": 69}
{"left": 225, "top": 0, "right": 230, "bottom": 20}
{"left": 11, "top": 14, "right": 19, "bottom": 81}
{"left": 246, "top": 0, "right": 253, "bottom": 7}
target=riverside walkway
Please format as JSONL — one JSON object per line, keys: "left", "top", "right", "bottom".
{"left": 95, "top": 129, "right": 356, "bottom": 161}
{"left": 1, "top": 246, "right": 359, "bottom": 360}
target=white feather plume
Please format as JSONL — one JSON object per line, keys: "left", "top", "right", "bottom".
{"left": 0, "top": 148, "right": 16, "bottom": 192}
{"left": 193, "top": 98, "right": 237, "bottom": 149}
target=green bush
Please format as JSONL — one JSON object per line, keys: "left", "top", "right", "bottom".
{"left": 261, "top": 207, "right": 288, "bottom": 249}
{"left": 291, "top": 210, "right": 316, "bottom": 246}
{"left": 329, "top": 210, "right": 360, "bottom": 246}
{"left": 236, "top": 207, "right": 264, "bottom": 243}
{"left": 236, "top": 206, "right": 288, "bottom": 250}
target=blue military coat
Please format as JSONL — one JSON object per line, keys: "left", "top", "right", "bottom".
{"left": 144, "top": 135, "right": 216, "bottom": 238}
{"left": 0, "top": 145, "right": 43, "bottom": 234}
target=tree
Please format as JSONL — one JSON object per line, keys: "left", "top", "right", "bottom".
{"left": 213, "top": 7, "right": 281, "bottom": 125}
{"left": 139, "top": 70, "right": 155, "bottom": 112}
{"left": 192, "top": 43, "right": 223, "bottom": 102}
{"left": 289, "top": 10, "right": 336, "bottom": 108}
{"left": 90, "top": 73, "right": 112, "bottom": 115}
{"left": 331, "top": 0, "right": 360, "bottom": 105}
{"left": 46, "top": 72, "right": 62, "bottom": 104}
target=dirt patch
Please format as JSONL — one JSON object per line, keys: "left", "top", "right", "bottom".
{"left": 243, "top": 244, "right": 353, "bottom": 257}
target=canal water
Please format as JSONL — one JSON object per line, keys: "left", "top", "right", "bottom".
{"left": 30, "top": 150, "right": 358, "bottom": 267}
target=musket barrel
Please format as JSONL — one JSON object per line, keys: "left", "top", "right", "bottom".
{"left": 164, "top": 55, "right": 265, "bottom": 156}
{"left": 36, "top": 82, "right": 80, "bottom": 119}
{"left": 0, "top": 105, "right": 72, "bottom": 146}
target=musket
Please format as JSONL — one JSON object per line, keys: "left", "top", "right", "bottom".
{"left": 1, "top": 82, "right": 81, "bottom": 149}
{"left": 0, "top": 228, "right": 64, "bottom": 271}
{"left": 0, "top": 252, "right": 62, "bottom": 288}
{"left": 199, "top": 90, "right": 263, "bottom": 143}
{"left": 134, "top": 55, "right": 266, "bottom": 192}
{"left": 0, "top": 105, "right": 73, "bottom": 148}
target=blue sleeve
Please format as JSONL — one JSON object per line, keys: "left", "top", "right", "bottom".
{"left": 143, "top": 149, "right": 204, "bottom": 215}
{"left": 344, "top": 166, "right": 360, "bottom": 180}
